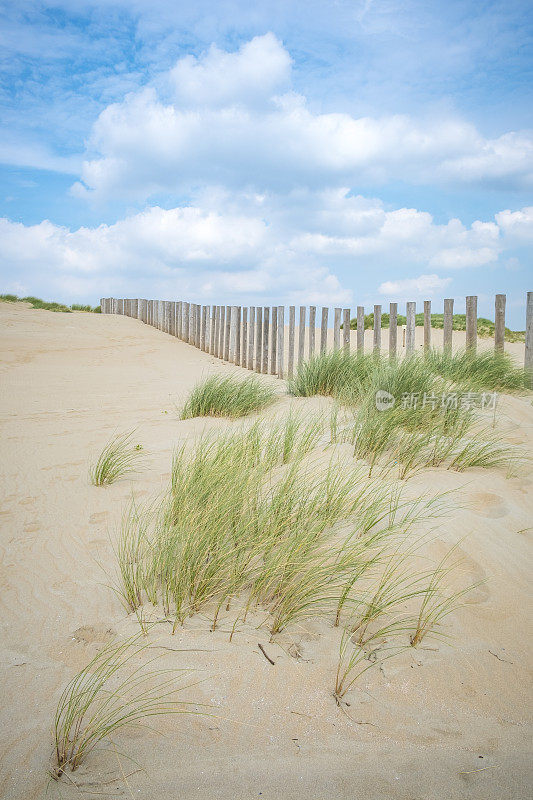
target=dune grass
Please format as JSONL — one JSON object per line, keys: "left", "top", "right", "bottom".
{"left": 288, "top": 351, "right": 525, "bottom": 479}
{"left": 52, "top": 634, "right": 193, "bottom": 780}
{"left": 0, "top": 294, "right": 101, "bottom": 312}
{"left": 180, "top": 374, "right": 277, "bottom": 419}
{"left": 89, "top": 431, "right": 145, "bottom": 486}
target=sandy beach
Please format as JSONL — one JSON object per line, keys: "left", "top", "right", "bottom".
{"left": 1, "top": 300, "right": 532, "bottom": 800}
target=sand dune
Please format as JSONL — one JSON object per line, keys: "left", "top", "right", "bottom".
{"left": 0, "top": 300, "right": 532, "bottom": 800}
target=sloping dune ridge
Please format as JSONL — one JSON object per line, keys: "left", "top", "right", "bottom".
{"left": 0, "top": 300, "right": 532, "bottom": 800}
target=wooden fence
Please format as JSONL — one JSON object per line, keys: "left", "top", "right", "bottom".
{"left": 100, "top": 293, "right": 533, "bottom": 386}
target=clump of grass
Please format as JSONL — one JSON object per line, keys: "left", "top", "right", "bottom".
{"left": 288, "top": 350, "right": 375, "bottom": 399}
{"left": 114, "top": 417, "right": 448, "bottom": 643}
{"left": 1, "top": 294, "right": 101, "bottom": 312}
{"left": 52, "top": 634, "right": 193, "bottom": 780}
{"left": 180, "top": 374, "right": 277, "bottom": 419}
{"left": 410, "top": 544, "right": 481, "bottom": 647}
{"left": 426, "top": 349, "right": 526, "bottom": 391}
{"left": 89, "top": 431, "right": 145, "bottom": 486}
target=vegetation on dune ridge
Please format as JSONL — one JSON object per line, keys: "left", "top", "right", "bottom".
{"left": 0, "top": 293, "right": 101, "bottom": 312}
{"left": 344, "top": 311, "right": 525, "bottom": 342}
{"left": 112, "top": 417, "right": 477, "bottom": 703}
{"left": 180, "top": 374, "right": 278, "bottom": 419}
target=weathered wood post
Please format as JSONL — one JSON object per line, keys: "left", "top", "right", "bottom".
{"left": 309, "top": 306, "right": 316, "bottom": 359}
{"left": 242, "top": 307, "right": 248, "bottom": 368}
{"left": 196, "top": 304, "right": 201, "bottom": 347}
{"left": 277, "top": 306, "right": 285, "bottom": 378}
{"left": 443, "top": 298, "right": 453, "bottom": 352}
{"left": 342, "top": 309, "right": 350, "bottom": 353}
{"left": 215, "top": 306, "right": 221, "bottom": 355}
{"left": 218, "top": 306, "right": 226, "bottom": 359}
{"left": 388, "top": 302, "right": 397, "bottom": 359}
{"left": 262, "top": 307, "right": 270, "bottom": 374}
{"left": 255, "top": 307, "right": 263, "bottom": 373}
{"left": 209, "top": 306, "right": 215, "bottom": 353}
{"left": 320, "top": 307, "right": 328, "bottom": 354}
{"left": 423, "top": 300, "right": 431, "bottom": 351}
{"left": 235, "top": 307, "right": 242, "bottom": 365}
{"left": 202, "top": 305, "right": 208, "bottom": 350}
{"left": 183, "top": 302, "right": 190, "bottom": 342}
{"left": 406, "top": 302, "right": 416, "bottom": 354}
{"left": 494, "top": 294, "right": 506, "bottom": 352}
{"left": 169, "top": 302, "right": 175, "bottom": 336}
{"left": 525, "top": 291, "right": 533, "bottom": 389}
{"left": 466, "top": 295, "right": 477, "bottom": 351}
{"left": 248, "top": 307, "right": 255, "bottom": 370}
{"left": 298, "top": 306, "right": 306, "bottom": 367}
{"left": 333, "top": 308, "right": 341, "bottom": 350}
{"left": 229, "top": 306, "right": 237, "bottom": 363}
{"left": 373, "top": 305, "right": 381, "bottom": 353}
{"left": 270, "top": 306, "right": 278, "bottom": 375}
{"left": 224, "top": 306, "right": 231, "bottom": 360}
{"left": 357, "top": 306, "right": 364, "bottom": 353}
{"left": 288, "top": 305, "right": 296, "bottom": 378}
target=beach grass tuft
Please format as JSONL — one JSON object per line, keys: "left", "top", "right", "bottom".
{"left": 180, "top": 374, "right": 277, "bottom": 419}
{"left": 89, "top": 430, "right": 145, "bottom": 486}
{"left": 52, "top": 634, "right": 193, "bottom": 779}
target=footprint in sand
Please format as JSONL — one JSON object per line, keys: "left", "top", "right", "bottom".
{"left": 469, "top": 491, "right": 509, "bottom": 519}
{"left": 23, "top": 522, "right": 40, "bottom": 532}
{"left": 70, "top": 624, "right": 116, "bottom": 645}
{"left": 89, "top": 511, "right": 108, "bottom": 524}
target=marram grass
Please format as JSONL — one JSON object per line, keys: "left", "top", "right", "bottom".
{"left": 89, "top": 430, "right": 145, "bottom": 486}
{"left": 51, "top": 633, "right": 194, "bottom": 780}
{"left": 180, "top": 374, "right": 277, "bottom": 419}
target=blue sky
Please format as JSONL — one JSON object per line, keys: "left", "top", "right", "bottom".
{"left": 0, "top": 0, "right": 531, "bottom": 326}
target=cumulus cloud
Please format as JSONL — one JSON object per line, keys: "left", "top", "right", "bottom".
{"left": 379, "top": 274, "right": 452, "bottom": 296}
{"left": 495, "top": 206, "right": 533, "bottom": 241}
{"left": 72, "top": 34, "right": 533, "bottom": 200}
{"left": 1, "top": 190, "right": 528, "bottom": 306}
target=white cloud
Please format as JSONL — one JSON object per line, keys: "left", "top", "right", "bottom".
{"left": 72, "top": 34, "right": 533, "bottom": 201}
{"left": 379, "top": 274, "right": 452, "bottom": 296}
{"left": 0, "top": 191, "right": 528, "bottom": 306}
{"left": 495, "top": 206, "right": 533, "bottom": 241}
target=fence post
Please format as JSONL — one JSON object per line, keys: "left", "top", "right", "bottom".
{"left": 248, "top": 307, "right": 255, "bottom": 370}
{"left": 423, "top": 300, "right": 431, "bottom": 351}
{"left": 229, "top": 307, "right": 237, "bottom": 361}
{"left": 169, "top": 302, "right": 175, "bottom": 336}
{"left": 309, "top": 306, "right": 316, "bottom": 359}
{"left": 255, "top": 307, "right": 263, "bottom": 373}
{"left": 209, "top": 305, "right": 215, "bottom": 353}
{"left": 298, "top": 306, "right": 306, "bottom": 367}
{"left": 320, "top": 307, "right": 328, "bottom": 354}
{"left": 466, "top": 295, "right": 477, "bottom": 351}
{"left": 183, "top": 302, "right": 189, "bottom": 342}
{"left": 406, "top": 302, "right": 416, "bottom": 353}
{"left": 201, "top": 305, "right": 207, "bottom": 350}
{"left": 373, "top": 305, "right": 381, "bottom": 353}
{"left": 525, "top": 291, "right": 533, "bottom": 389}
{"left": 333, "top": 308, "right": 341, "bottom": 350}
{"left": 262, "top": 307, "right": 270, "bottom": 374}
{"left": 494, "top": 294, "right": 506, "bottom": 352}
{"left": 388, "top": 302, "right": 397, "bottom": 359}
{"left": 443, "top": 298, "right": 453, "bottom": 352}
{"left": 196, "top": 304, "right": 201, "bottom": 347}
{"left": 240, "top": 307, "right": 247, "bottom": 366}
{"left": 357, "top": 306, "right": 364, "bottom": 353}
{"left": 342, "top": 309, "right": 350, "bottom": 353}
{"left": 277, "top": 306, "right": 285, "bottom": 379}
{"left": 235, "top": 307, "right": 242, "bottom": 365}
{"left": 215, "top": 306, "right": 221, "bottom": 356}
{"left": 219, "top": 306, "right": 225, "bottom": 357}
{"left": 270, "top": 306, "right": 278, "bottom": 375}
{"left": 288, "top": 305, "right": 295, "bottom": 378}
{"left": 223, "top": 306, "right": 230, "bottom": 360}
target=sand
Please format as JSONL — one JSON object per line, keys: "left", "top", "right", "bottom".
{"left": 0, "top": 300, "right": 532, "bottom": 800}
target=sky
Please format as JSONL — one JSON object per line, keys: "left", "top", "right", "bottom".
{"left": 0, "top": 0, "right": 532, "bottom": 327}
